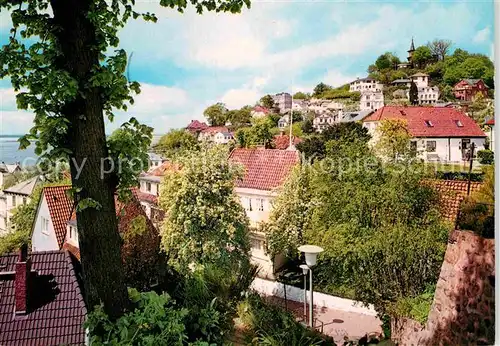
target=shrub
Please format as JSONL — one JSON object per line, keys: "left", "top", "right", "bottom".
{"left": 237, "top": 293, "right": 335, "bottom": 346}
{"left": 390, "top": 285, "right": 436, "bottom": 325}
{"left": 477, "top": 150, "right": 494, "bottom": 165}
{"left": 435, "top": 171, "right": 484, "bottom": 182}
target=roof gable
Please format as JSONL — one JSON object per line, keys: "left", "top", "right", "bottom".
{"left": 363, "top": 106, "right": 486, "bottom": 137}
{"left": 0, "top": 250, "right": 86, "bottom": 345}
{"left": 43, "top": 186, "right": 74, "bottom": 248}
{"left": 229, "top": 148, "right": 299, "bottom": 191}
{"left": 3, "top": 176, "right": 41, "bottom": 196}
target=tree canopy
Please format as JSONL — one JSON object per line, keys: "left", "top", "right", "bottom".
{"left": 203, "top": 102, "right": 228, "bottom": 126}
{"left": 259, "top": 94, "right": 275, "bottom": 109}
{"left": 153, "top": 129, "right": 199, "bottom": 158}
{"left": 159, "top": 146, "right": 250, "bottom": 274}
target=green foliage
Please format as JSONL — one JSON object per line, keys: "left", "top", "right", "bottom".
{"left": 409, "top": 81, "right": 419, "bottom": 105}
{"left": 235, "top": 117, "right": 275, "bottom": 148}
{"left": 301, "top": 117, "right": 314, "bottom": 134}
{"left": 442, "top": 49, "right": 494, "bottom": 88}
{"left": 319, "top": 89, "right": 360, "bottom": 101}
{"left": 227, "top": 105, "right": 253, "bottom": 128}
{"left": 237, "top": 293, "right": 334, "bottom": 346}
{"left": 267, "top": 165, "right": 311, "bottom": 257}
{"left": 375, "top": 52, "right": 400, "bottom": 70}
{"left": 267, "top": 113, "right": 282, "bottom": 127}
{"left": 391, "top": 285, "right": 435, "bottom": 325}
{"left": 292, "top": 92, "right": 310, "bottom": 100}
{"left": 271, "top": 139, "right": 449, "bottom": 319}
{"left": 458, "top": 166, "right": 494, "bottom": 238}
{"left": 413, "top": 46, "right": 434, "bottom": 68}
{"left": 159, "top": 146, "right": 250, "bottom": 274}
{"left": 313, "top": 83, "right": 332, "bottom": 97}
{"left": 260, "top": 95, "right": 275, "bottom": 109}
{"left": 296, "top": 122, "right": 371, "bottom": 160}
{"left": 468, "top": 93, "right": 494, "bottom": 125}
{"left": 203, "top": 103, "right": 228, "bottom": 126}
{"left": 107, "top": 118, "right": 153, "bottom": 201}
{"left": 426, "top": 39, "right": 453, "bottom": 61}
{"left": 477, "top": 150, "right": 494, "bottom": 165}
{"left": 153, "top": 129, "right": 199, "bottom": 158}
{"left": 375, "top": 119, "right": 412, "bottom": 161}
{"left": 86, "top": 289, "right": 190, "bottom": 346}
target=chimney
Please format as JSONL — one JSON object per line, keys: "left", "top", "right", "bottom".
{"left": 15, "top": 244, "right": 31, "bottom": 315}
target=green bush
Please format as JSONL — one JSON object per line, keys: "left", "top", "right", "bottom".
{"left": 477, "top": 150, "right": 494, "bottom": 165}
{"left": 390, "top": 285, "right": 435, "bottom": 325}
{"left": 435, "top": 171, "right": 484, "bottom": 182}
{"left": 237, "top": 293, "right": 335, "bottom": 346}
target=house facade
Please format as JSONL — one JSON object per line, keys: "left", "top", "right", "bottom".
{"left": 453, "top": 79, "right": 489, "bottom": 101}
{"left": 229, "top": 148, "right": 299, "bottom": 278}
{"left": 362, "top": 106, "right": 486, "bottom": 162}
{"left": 147, "top": 152, "right": 164, "bottom": 169}
{"left": 185, "top": 120, "right": 208, "bottom": 136}
{"left": 485, "top": 117, "right": 495, "bottom": 151}
{"left": 251, "top": 106, "right": 270, "bottom": 118}
{"left": 213, "top": 131, "right": 234, "bottom": 144}
{"left": 360, "top": 90, "right": 384, "bottom": 111}
{"left": 0, "top": 176, "right": 40, "bottom": 235}
{"left": 313, "top": 113, "right": 338, "bottom": 132}
{"left": 198, "top": 126, "right": 229, "bottom": 142}
{"left": 349, "top": 77, "right": 383, "bottom": 92}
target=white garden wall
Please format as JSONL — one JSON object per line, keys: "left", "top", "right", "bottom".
{"left": 251, "top": 277, "right": 377, "bottom": 316}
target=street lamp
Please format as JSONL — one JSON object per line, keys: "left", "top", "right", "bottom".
{"left": 298, "top": 245, "right": 323, "bottom": 328}
{"left": 299, "top": 264, "right": 309, "bottom": 324}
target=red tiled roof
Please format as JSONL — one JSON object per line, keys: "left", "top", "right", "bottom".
{"left": 201, "top": 126, "right": 229, "bottom": 134}
{"left": 253, "top": 106, "right": 270, "bottom": 114}
{"left": 485, "top": 117, "right": 495, "bottom": 126}
{"left": 133, "top": 188, "right": 158, "bottom": 206}
{"left": 229, "top": 148, "right": 299, "bottom": 191}
{"left": 363, "top": 106, "right": 486, "bottom": 137}
{"left": 0, "top": 250, "right": 86, "bottom": 345}
{"left": 43, "top": 186, "right": 74, "bottom": 248}
{"left": 148, "top": 161, "right": 179, "bottom": 176}
{"left": 273, "top": 135, "right": 303, "bottom": 150}
{"left": 426, "top": 179, "right": 483, "bottom": 222}
{"left": 186, "top": 120, "right": 208, "bottom": 131}
{"left": 62, "top": 242, "right": 81, "bottom": 261}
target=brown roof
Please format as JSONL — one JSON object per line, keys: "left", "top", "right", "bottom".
{"left": 133, "top": 188, "right": 158, "bottom": 206}
{"left": 148, "top": 161, "right": 179, "bottom": 176}
{"left": 0, "top": 250, "right": 86, "bottom": 345}
{"left": 427, "top": 179, "right": 483, "bottom": 222}
{"left": 229, "top": 148, "right": 299, "bottom": 191}
{"left": 201, "top": 126, "right": 229, "bottom": 134}
{"left": 273, "top": 135, "right": 302, "bottom": 150}
{"left": 186, "top": 120, "right": 208, "bottom": 132}
{"left": 363, "top": 106, "right": 486, "bottom": 137}
{"left": 62, "top": 242, "right": 81, "bottom": 261}
{"left": 43, "top": 186, "right": 74, "bottom": 248}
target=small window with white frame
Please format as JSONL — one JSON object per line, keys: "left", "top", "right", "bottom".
{"left": 258, "top": 199, "right": 264, "bottom": 211}
{"left": 426, "top": 140, "right": 436, "bottom": 152}
{"left": 41, "top": 217, "right": 49, "bottom": 235}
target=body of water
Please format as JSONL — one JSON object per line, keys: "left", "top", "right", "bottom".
{"left": 0, "top": 135, "right": 37, "bottom": 166}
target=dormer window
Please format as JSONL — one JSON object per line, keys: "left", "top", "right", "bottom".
{"left": 455, "top": 120, "right": 463, "bottom": 127}
{"left": 424, "top": 120, "right": 434, "bottom": 127}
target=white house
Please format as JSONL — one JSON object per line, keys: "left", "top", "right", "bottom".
{"left": 147, "top": 152, "right": 164, "bottom": 169}
{"left": 198, "top": 126, "right": 229, "bottom": 142}
{"left": 213, "top": 131, "right": 233, "bottom": 144}
{"left": 349, "top": 77, "right": 383, "bottom": 92}
{"left": 0, "top": 176, "right": 41, "bottom": 235}
{"left": 251, "top": 106, "right": 270, "bottom": 118}
{"left": 485, "top": 117, "right": 495, "bottom": 151}
{"left": 31, "top": 184, "right": 155, "bottom": 259}
{"left": 0, "top": 162, "right": 21, "bottom": 188}
{"left": 229, "top": 148, "right": 299, "bottom": 278}
{"left": 362, "top": 106, "right": 486, "bottom": 162}
{"left": 416, "top": 86, "right": 440, "bottom": 105}
{"left": 360, "top": 90, "right": 384, "bottom": 111}
{"left": 313, "top": 112, "right": 338, "bottom": 132}
{"left": 278, "top": 114, "right": 290, "bottom": 129}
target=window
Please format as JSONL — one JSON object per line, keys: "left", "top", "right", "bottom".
{"left": 455, "top": 120, "right": 463, "bottom": 127}
{"left": 424, "top": 120, "right": 434, "bottom": 127}
{"left": 12, "top": 196, "right": 16, "bottom": 207}
{"left": 366, "top": 102, "right": 370, "bottom": 107}
{"left": 410, "top": 141, "right": 417, "bottom": 153}
{"left": 426, "top": 140, "right": 436, "bottom": 152}
{"left": 41, "top": 217, "right": 49, "bottom": 235}
{"left": 258, "top": 199, "right": 264, "bottom": 211}
{"left": 248, "top": 198, "right": 252, "bottom": 211}
{"left": 146, "top": 182, "right": 151, "bottom": 192}
{"left": 69, "top": 226, "right": 73, "bottom": 240}
{"left": 251, "top": 238, "right": 263, "bottom": 251}
{"left": 23, "top": 197, "right": 27, "bottom": 205}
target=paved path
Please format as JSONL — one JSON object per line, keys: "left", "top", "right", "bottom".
{"left": 266, "top": 297, "right": 383, "bottom": 344}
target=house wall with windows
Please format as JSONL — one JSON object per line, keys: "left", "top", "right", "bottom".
{"left": 360, "top": 91, "right": 384, "bottom": 111}
{"left": 410, "top": 137, "right": 486, "bottom": 162}
{"left": 31, "top": 193, "right": 59, "bottom": 252}
{"left": 139, "top": 178, "right": 160, "bottom": 197}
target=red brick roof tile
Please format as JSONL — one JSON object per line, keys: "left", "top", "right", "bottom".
{"left": 229, "top": 148, "right": 299, "bottom": 191}
{"left": 43, "top": 186, "right": 74, "bottom": 249}
{"left": 0, "top": 250, "right": 86, "bottom": 345}
{"left": 485, "top": 117, "right": 494, "bottom": 126}
{"left": 62, "top": 243, "right": 80, "bottom": 261}
{"left": 133, "top": 188, "right": 158, "bottom": 206}
{"left": 363, "top": 106, "right": 486, "bottom": 137}
{"left": 426, "top": 179, "right": 483, "bottom": 222}
{"left": 273, "top": 135, "right": 303, "bottom": 150}
{"left": 186, "top": 120, "right": 208, "bottom": 132}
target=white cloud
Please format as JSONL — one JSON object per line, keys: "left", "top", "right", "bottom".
{"left": 473, "top": 26, "right": 490, "bottom": 43}
{"left": 129, "top": 83, "right": 189, "bottom": 114}
{"left": 221, "top": 88, "right": 259, "bottom": 109}
{"left": 322, "top": 70, "right": 356, "bottom": 88}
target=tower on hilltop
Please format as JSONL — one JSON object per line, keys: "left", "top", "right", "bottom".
{"left": 407, "top": 37, "right": 416, "bottom": 67}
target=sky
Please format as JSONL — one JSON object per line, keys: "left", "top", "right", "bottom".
{"left": 0, "top": 0, "right": 495, "bottom": 135}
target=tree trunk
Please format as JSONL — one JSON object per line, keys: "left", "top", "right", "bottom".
{"left": 50, "top": 0, "right": 129, "bottom": 318}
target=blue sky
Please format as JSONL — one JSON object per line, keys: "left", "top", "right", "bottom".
{"left": 0, "top": 0, "right": 495, "bottom": 135}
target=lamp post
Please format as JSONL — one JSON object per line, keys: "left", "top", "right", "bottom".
{"left": 298, "top": 245, "right": 324, "bottom": 328}
{"left": 299, "top": 264, "right": 309, "bottom": 324}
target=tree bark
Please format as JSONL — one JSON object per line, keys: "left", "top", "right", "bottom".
{"left": 50, "top": 0, "right": 129, "bottom": 318}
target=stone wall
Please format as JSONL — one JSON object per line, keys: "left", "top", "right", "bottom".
{"left": 391, "top": 230, "right": 495, "bottom": 345}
